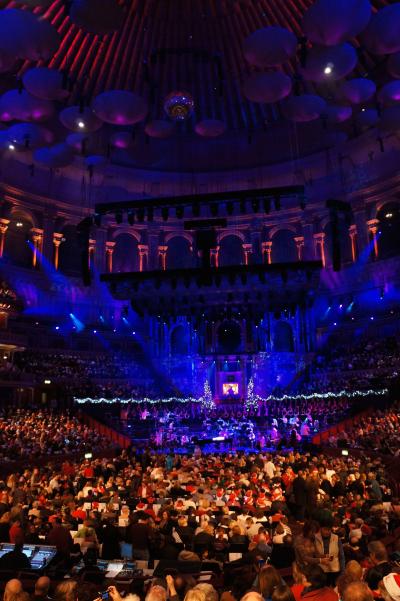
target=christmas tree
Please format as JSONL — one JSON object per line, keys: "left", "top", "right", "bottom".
{"left": 201, "top": 379, "right": 216, "bottom": 412}
{"left": 244, "top": 377, "right": 258, "bottom": 413}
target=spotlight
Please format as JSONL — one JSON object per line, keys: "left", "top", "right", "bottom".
{"left": 132, "top": 331, "right": 136, "bottom": 335}
{"left": 333, "top": 322, "right": 337, "bottom": 326}
{"left": 16, "top": 221, "right": 23, "bottom": 228}
{"left": 370, "top": 316, "right": 374, "bottom": 321}
{"left": 93, "top": 329, "right": 97, "bottom": 333}
{"left": 385, "top": 212, "right": 393, "bottom": 219}
{"left": 115, "top": 211, "right": 123, "bottom": 224}
{"left": 8, "top": 143, "right": 15, "bottom": 151}
{"left": 55, "top": 326, "right": 60, "bottom": 330}
{"left": 127, "top": 210, "right": 135, "bottom": 225}
{"left": 361, "top": 107, "right": 366, "bottom": 112}
{"left": 324, "top": 63, "right": 333, "bottom": 75}
{"left": 380, "top": 287, "right": 384, "bottom": 300}
{"left": 77, "top": 120, "right": 85, "bottom": 129}
{"left": 339, "top": 303, "right": 343, "bottom": 309}
{"left": 162, "top": 207, "right": 169, "bottom": 221}
{"left": 44, "top": 379, "right": 51, "bottom": 385}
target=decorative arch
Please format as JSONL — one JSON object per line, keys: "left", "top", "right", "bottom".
{"left": 165, "top": 231, "right": 193, "bottom": 245}
{"left": 111, "top": 228, "right": 141, "bottom": 243}
{"left": 268, "top": 223, "right": 298, "bottom": 239}
{"left": 219, "top": 234, "right": 244, "bottom": 266}
{"left": 374, "top": 198, "right": 400, "bottom": 219}
{"left": 8, "top": 206, "right": 38, "bottom": 229}
{"left": 271, "top": 229, "right": 297, "bottom": 263}
{"left": 217, "top": 230, "right": 245, "bottom": 243}
{"left": 113, "top": 232, "right": 139, "bottom": 272}
{"left": 166, "top": 236, "right": 193, "bottom": 269}
{"left": 3, "top": 210, "right": 34, "bottom": 268}
{"left": 377, "top": 202, "right": 400, "bottom": 259}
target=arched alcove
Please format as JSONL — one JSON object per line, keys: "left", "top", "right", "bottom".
{"left": 377, "top": 202, "right": 400, "bottom": 259}
{"left": 273, "top": 320, "right": 294, "bottom": 352}
{"left": 4, "top": 213, "right": 33, "bottom": 268}
{"left": 219, "top": 235, "right": 243, "bottom": 266}
{"left": 170, "top": 324, "right": 190, "bottom": 355}
{"left": 113, "top": 233, "right": 139, "bottom": 272}
{"left": 59, "top": 225, "right": 82, "bottom": 275}
{"left": 167, "top": 236, "right": 193, "bottom": 269}
{"left": 217, "top": 320, "right": 242, "bottom": 353}
{"left": 271, "top": 229, "right": 297, "bottom": 263}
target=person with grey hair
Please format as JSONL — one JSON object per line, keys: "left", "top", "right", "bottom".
{"left": 193, "top": 584, "right": 219, "bottom": 601}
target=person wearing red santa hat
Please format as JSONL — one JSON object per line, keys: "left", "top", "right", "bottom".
{"left": 381, "top": 573, "right": 400, "bottom": 601}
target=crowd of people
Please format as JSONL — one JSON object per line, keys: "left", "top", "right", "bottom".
{"left": 0, "top": 442, "right": 398, "bottom": 601}
{"left": 296, "top": 337, "right": 400, "bottom": 395}
{"left": 327, "top": 403, "right": 400, "bottom": 456}
{"left": 13, "top": 351, "right": 152, "bottom": 384}
{"left": 0, "top": 409, "right": 110, "bottom": 461}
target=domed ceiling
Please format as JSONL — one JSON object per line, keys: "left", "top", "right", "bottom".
{"left": 0, "top": 0, "right": 398, "bottom": 171}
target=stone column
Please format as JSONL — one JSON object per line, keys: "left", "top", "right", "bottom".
{"left": 53, "top": 232, "right": 63, "bottom": 270}
{"left": 210, "top": 246, "right": 220, "bottom": 268}
{"left": 138, "top": 244, "right": 149, "bottom": 272}
{"left": 242, "top": 243, "right": 253, "bottom": 265}
{"left": 31, "top": 228, "right": 43, "bottom": 268}
{"left": 294, "top": 236, "right": 304, "bottom": 261}
{"left": 0, "top": 218, "right": 10, "bottom": 258}
{"left": 367, "top": 218, "right": 379, "bottom": 259}
{"left": 313, "top": 232, "right": 326, "bottom": 267}
{"left": 349, "top": 224, "right": 358, "bottom": 262}
{"left": 261, "top": 241, "right": 272, "bottom": 264}
{"left": 105, "top": 241, "right": 116, "bottom": 273}
{"left": 158, "top": 245, "right": 168, "bottom": 270}
{"left": 88, "top": 239, "right": 96, "bottom": 270}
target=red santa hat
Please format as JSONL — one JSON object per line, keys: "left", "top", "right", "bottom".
{"left": 216, "top": 488, "right": 224, "bottom": 498}
{"left": 383, "top": 574, "right": 400, "bottom": 601}
{"left": 136, "top": 502, "right": 147, "bottom": 510}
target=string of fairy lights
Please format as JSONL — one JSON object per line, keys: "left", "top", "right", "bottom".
{"left": 74, "top": 388, "right": 388, "bottom": 405}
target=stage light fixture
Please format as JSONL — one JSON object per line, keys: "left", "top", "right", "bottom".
{"left": 161, "top": 207, "right": 169, "bottom": 221}
{"left": 324, "top": 63, "right": 333, "bottom": 75}
{"left": 127, "top": 210, "right": 135, "bottom": 225}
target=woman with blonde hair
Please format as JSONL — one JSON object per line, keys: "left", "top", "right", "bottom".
{"left": 184, "top": 589, "right": 206, "bottom": 601}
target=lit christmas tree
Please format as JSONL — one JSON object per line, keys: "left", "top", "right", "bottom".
{"left": 201, "top": 379, "right": 216, "bottom": 412}
{"left": 244, "top": 377, "right": 258, "bottom": 413}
